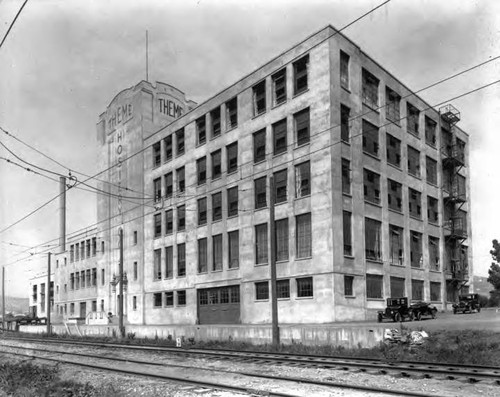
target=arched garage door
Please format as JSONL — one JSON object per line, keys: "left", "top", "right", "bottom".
{"left": 198, "top": 285, "right": 240, "bottom": 324}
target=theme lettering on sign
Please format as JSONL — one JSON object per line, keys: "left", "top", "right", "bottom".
{"left": 158, "top": 98, "right": 183, "bottom": 118}
{"left": 107, "top": 104, "right": 133, "bottom": 130}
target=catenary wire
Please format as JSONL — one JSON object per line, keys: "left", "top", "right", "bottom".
{"left": 0, "top": 0, "right": 28, "bottom": 50}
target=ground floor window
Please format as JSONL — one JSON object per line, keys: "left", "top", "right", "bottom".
{"left": 366, "top": 274, "right": 383, "bottom": 299}
{"left": 412, "top": 279, "right": 424, "bottom": 301}
{"left": 296, "top": 277, "right": 313, "bottom": 297}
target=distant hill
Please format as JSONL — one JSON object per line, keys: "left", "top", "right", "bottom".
{"left": 1, "top": 296, "right": 29, "bottom": 314}
{"left": 474, "top": 275, "right": 493, "bottom": 296}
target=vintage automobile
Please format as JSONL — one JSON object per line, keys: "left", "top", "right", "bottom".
{"left": 452, "top": 293, "right": 481, "bottom": 314}
{"left": 409, "top": 301, "right": 438, "bottom": 321}
{"left": 377, "top": 297, "right": 414, "bottom": 322}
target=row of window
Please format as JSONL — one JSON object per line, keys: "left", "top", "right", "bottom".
{"left": 56, "top": 300, "right": 103, "bottom": 316}
{"left": 69, "top": 238, "right": 99, "bottom": 262}
{"left": 255, "top": 277, "right": 313, "bottom": 300}
{"left": 364, "top": 275, "right": 442, "bottom": 302}
{"left": 69, "top": 268, "right": 98, "bottom": 290}
{"left": 153, "top": 290, "right": 186, "bottom": 308}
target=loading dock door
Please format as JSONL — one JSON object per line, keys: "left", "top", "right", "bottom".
{"left": 198, "top": 285, "right": 240, "bottom": 324}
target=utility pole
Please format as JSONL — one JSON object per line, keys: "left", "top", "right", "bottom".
{"left": 269, "top": 176, "right": 279, "bottom": 347}
{"left": 2, "top": 267, "right": 5, "bottom": 331}
{"left": 118, "top": 228, "right": 124, "bottom": 338}
{"left": 46, "top": 252, "right": 51, "bottom": 335}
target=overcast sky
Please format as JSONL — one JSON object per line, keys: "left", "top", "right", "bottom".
{"left": 0, "top": 0, "right": 499, "bottom": 298}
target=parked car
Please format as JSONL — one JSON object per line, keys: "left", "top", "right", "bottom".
{"left": 409, "top": 301, "right": 438, "bottom": 320}
{"left": 14, "top": 314, "right": 45, "bottom": 325}
{"left": 453, "top": 293, "right": 481, "bottom": 314}
{"left": 378, "top": 297, "right": 414, "bottom": 322}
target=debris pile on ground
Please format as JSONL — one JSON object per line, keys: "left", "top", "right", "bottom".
{"left": 384, "top": 329, "right": 429, "bottom": 345}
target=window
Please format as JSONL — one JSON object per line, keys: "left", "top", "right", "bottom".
{"left": 153, "top": 142, "right": 161, "bottom": 167}
{"left": 211, "top": 107, "right": 221, "bottom": 138}
{"left": 410, "top": 231, "right": 422, "bottom": 268}
{"left": 273, "top": 119, "right": 287, "bottom": 155}
{"left": 297, "top": 277, "right": 313, "bottom": 297}
{"left": 154, "top": 213, "right": 162, "bottom": 237}
{"left": 362, "top": 120, "right": 379, "bottom": 157}
{"left": 390, "top": 277, "right": 405, "bottom": 298}
{"left": 363, "top": 169, "right": 380, "bottom": 204}
{"left": 133, "top": 262, "right": 138, "bottom": 280}
{"left": 365, "top": 218, "right": 382, "bottom": 261}
{"left": 80, "top": 271, "right": 85, "bottom": 288}
{"left": 196, "top": 115, "right": 206, "bottom": 145}
{"left": 253, "top": 129, "right": 266, "bottom": 163}
{"left": 165, "top": 291, "right": 174, "bottom": 307}
{"left": 197, "top": 157, "right": 207, "bottom": 185}
{"left": 75, "top": 243, "right": 79, "bottom": 261}
{"left": 389, "top": 225, "right": 404, "bottom": 266}
{"left": 295, "top": 161, "right": 310, "bottom": 198}
{"left": 212, "top": 192, "right": 222, "bottom": 222}
{"left": 425, "top": 116, "right": 437, "bottom": 147}
{"left": 165, "top": 246, "right": 173, "bottom": 278}
{"left": 164, "top": 135, "right": 173, "bottom": 162}
{"left": 296, "top": 213, "right": 312, "bottom": 258}
{"left": 165, "top": 210, "right": 173, "bottom": 234}
{"left": 221, "top": 231, "right": 236, "bottom": 271}
{"left": 92, "top": 238, "right": 96, "bottom": 256}
{"left": 70, "top": 273, "right": 74, "bottom": 290}
{"left": 277, "top": 279, "right": 290, "bottom": 299}
{"left": 133, "top": 231, "right": 138, "bottom": 245}
{"left": 255, "top": 282, "right": 269, "bottom": 300}
{"left": 133, "top": 296, "right": 137, "bottom": 310}
{"left": 341, "top": 158, "right": 351, "bottom": 194}
{"left": 428, "top": 196, "right": 439, "bottom": 223}
{"left": 385, "top": 87, "right": 400, "bottom": 123}
{"left": 225, "top": 97, "right": 238, "bottom": 129}
{"left": 176, "top": 128, "right": 185, "bottom": 156}
{"left": 386, "top": 133, "right": 401, "bottom": 167}
{"left": 407, "top": 103, "right": 420, "bottom": 135}
{"left": 340, "top": 50, "right": 349, "bottom": 89}
{"left": 275, "top": 218, "right": 289, "bottom": 261}
{"left": 153, "top": 293, "right": 162, "bottom": 308}
{"left": 198, "top": 238, "right": 208, "bottom": 273}
{"left": 101, "top": 269, "right": 105, "bottom": 285}
{"left": 343, "top": 211, "right": 352, "bottom": 256}
{"left": 177, "top": 167, "right": 185, "bottom": 192}
{"left": 407, "top": 146, "right": 421, "bottom": 177}
{"left": 86, "top": 240, "right": 91, "bottom": 258}
{"left": 213, "top": 234, "right": 223, "bottom": 271}
{"left": 366, "top": 274, "right": 383, "bottom": 299}
{"left": 362, "top": 69, "right": 379, "bottom": 108}
{"left": 429, "top": 236, "right": 440, "bottom": 270}
{"left": 177, "top": 290, "right": 186, "bottom": 306}
{"left": 411, "top": 279, "right": 424, "bottom": 301}
{"left": 293, "top": 54, "right": 309, "bottom": 95}
{"left": 211, "top": 150, "right": 222, "bottom": 179}
{"left": 272, "top": 68, "right": 286, "bottom": 106}
{"left": 101, "top": 240, "right": 105, "bottom": 254}
{"left": 154, "top": 249, "right": 162, "bottom": 280}
{"left": 177, "top": 205, "right": 185, "bottom": 231}
{"left": 344, "top": 275, "right": 354, "bottom": 297}
{"left": 255, "top": 223, "right": 268, "bottom": 264}
{"left": 227, "top": 142, "right": 238, "bottom": 174}
{"left": 341, "top": 104, "right": 350, "bottom": 142}
{"left": 274, "top": 169, "right": 287, "bottom": 204}
{"left": 227, "top": 186, "right": 238, "bottom": 217}
{"left": 81, "top": 241, "right": 85, "bottom": 260}
{"left": 177, "top": 243, "right": 186, "bottom": 277}
{"left": 426, "top": 157, "right": 437, "bottom": 185}
{"left": 197, "top": 198, "right": 207, "bottom": 226}
{"left": 294, "top": 108, "right": 310, "bottom": 146}
{"left": 253, "top": 80, "right": 266, "bottom": 116}
{"left": 430, "top": 281, "right": 441, "bottom": 301}
{"left": 92, "top": 268, "right": 97, "bottom": 286}
{"left": 387, "top": 179, "right": 402, "bottom": 212}
{"left": 409, "top": 188, "right": 422, "bottom": 219}
{"left": 153, "top": 178, "right": 161, "bottom": 202}
{"left": 254, "top": 177, "right": 267, "bottom": 209}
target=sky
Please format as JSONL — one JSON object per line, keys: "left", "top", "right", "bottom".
{"left": 0, "top": 0, "right": 499, "bottom": 298}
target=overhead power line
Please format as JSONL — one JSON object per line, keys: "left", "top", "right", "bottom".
{"left": 0, "top": 0, "right": 28, "bottom": 50}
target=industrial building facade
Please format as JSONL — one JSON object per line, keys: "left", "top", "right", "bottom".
{"left": 34, "top": 26, "right": 472, "bottom": 325}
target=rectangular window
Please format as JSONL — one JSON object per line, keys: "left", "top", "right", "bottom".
{"left": 425, "top": 116, "right": 437, "bottom": 147}
{"left": 385, "top": 87, "right": 400, "bottom": 123}
{"left": 226, "top": 97, "right": 238, "bottom": 129}
{"left": 390, "top": 277, "right": 405, "bottom": 298}
{"left": 340, "top": 50, "right": 349, "bottom": 89}
{"left": 165, "top": 209, "right": 173, "bottom": 234}
{"left": 133, "top": 262, "right": 138, "bottom": 280}
{"left": 253, "top": 128, "right": 266, "bottom": 163}
{"left": 92, "top": 238, "right": 96, "bottom": 256}
{"left": 211, "top": 107, "right": 221, "bottom": 138}
{"left": 344, "top": 275, "right": 354, "bottom": 297}
{"left": 293, "top": 54, "right": 309, "bottom": 95}
{"left": 409, "top": 188, "right": 422, "bottom": 219}
{"left": 153, "top": 142, "right": 161, "bottom": 167}
{"left": 255, "top": 282, "right": 269, "bottom": 300}
{"left": 295, "top": 161, "right": 310, "bottom": 198}
{"left": 228, "top": 230, "right": 239, "bottom": 268}
{"left": 273, "top": 119, "right": 287, "bottom": 155}
{"left": 253, "top": 80, "right": 266, "bottom": 116}
{"left": 177, "top": 290, "right": 186, "bottom": 306}
{"left": 133, "top": 231, "right": 138, "bottom": 245}
{"left": 227, "top": 142, "right": 238, "bottom": 174}
{"left": 366, "top": 274, "right": 383, "bottom": 299}
{"left": 342, "top": 158, "right": 351, "bottom": 194}
{"left": 363, "top": 169, "right": 380, "bottom": 205}
{"left": 196, "top": 115, "right": 206, "bottom": 145}
{"left": 272, "top": 68, "right": 286, "bottom": 106}
{"left": 275, "top": 218, "right": 289, "bottom": 262}
{"left": 277, "top": 279, "right": 290, "bottom": 299}
{"left": 362, "top": 69, "right": 379, "bottom": 108}
{"left": 407, "top": 146, "right": 421, "bottom": 177}
{"left": 133, "top": 296, "right": 137, "bottom": 310}
{"left": 297, "top": 277, "right": 313, "bottom": 297}
{"left": 389, "top": 225, "right": 404, "bottom": 266}
{"left": 365, "top": 218, "right": 382, "bottom": 261}
{"left": 255, "top": 223, "right": 268, "bottom": 264}
{"left": 165, "top": 291, "right": 174, "bottom": 307}
{"left": 75, "top": 243, "right": 79, "bottom": 261}
{"left": 294, "top": 108, "right": 310, "bottom": 146}
{"left": 177, "top": 243, "right": 186, "bottom": 277}
{"left": 227, "top": 186, "right": 238, "bottom": 217}
{"left": 212, "top": 192, "right": 222, "bottom": 222}
{"left": 340, "top": 104, "right": 350, "bottom": 142}
{"left": 211, "top": 150, "right": 222, "bottom": 179}
{"left": 176, "top": 128, "right": 185, "bottom": 156}
{"left": 153, "top": 293, "right": 162, "bottom": 308}
{"left": 165, "top": 246, "right": 173, "bottom": 278}
{"left": 343, "top": 211, "right": 352, "bottom": 256}
{"left": 177, "top": 167, "right": 185, "bottom": 192}
{"left": 92, "top": 268, "right": 97, "bottom": 286}
{"left": 430, "top": 281, "right": 441, "bottom": 301}
{"left": 362, "top": 120, "right": 379, "bottom": 157}
{"left": 254, "top": 177, "right": 267, "bottom": 209}
{"left": 429, "top": 236, "right": 440, "bottom": 270}
{"left": 153, "top": 178, "right": 161, "bottom": 202}
{"left": 197, "top": 157, "right": 207, "bottom": 185}
{"left": 70, "top": 273, "right": 74, "bottom": 290}
{"left": 296, "top": 213, "right": 312, "bottom": 258}
{"left": 412, "top": 279, "right": 424, "bottom": 301}
{"left": 426, "top": 156, "right": 437, "bottom": 185}
{"left": 86, "top": 240, "right": 91, "bottom": 258}
{"left": 213, "top": 234, "right": 223, "bottom": 271}
{"left": 407, "top": 103, "right": 420, "bottom": 135}
{"left": 198, "top": 198, "right": 207, "bottom": 226}
{"left": 274, "top": 169, "right": 287, "bottom": 204}
{"left": 177, "top": 205, "right": 185, "bottom": 231}
{"left": 154, "top": 249, "right": 162, "bottom": 280}
{"left": 154, "top": 213, "right": 162, "bottom": 238}
{"left": 410, "top": 231, "right": 422, "bottom": 268}
{"left": 428, "top": 196, "right": 439, "bottom": 223}
{"left": 387, "top": 179, "right": 402, "bottom": 212}
{"left": 164, "top": 135, "right": 173, "bottom": 162}
{"left": 80, "top": 271, "right": 86, "bottom": 288}
{"left": 101, "top": 269, "right": 105, "bottom": 286}
{"left": 386, "top": 133, "right": 401, "bottom": 167}
{"left": 164, "top": 172, "right": 173, "bottom": 198}
{"left": 198, "top": 238, "right": 208, "bottom": 273}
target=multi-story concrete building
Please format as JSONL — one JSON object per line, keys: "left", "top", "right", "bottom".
{"left": 50, "top": 25, "right": 472, "bottom": 326}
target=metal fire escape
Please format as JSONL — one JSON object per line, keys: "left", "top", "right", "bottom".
{"left": 440, "top": 105, "right": 469, "bottom": 300}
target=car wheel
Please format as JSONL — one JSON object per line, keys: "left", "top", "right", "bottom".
{"left": 431, "top": 309, "right": 437, "bottom": 319}
{"left": 453, "top": 308, "right": 457, "bottom": 314}
{"left": 377, "top": 313, "right": 383, "bottom": 323}
{"left": 477, "top": 306, "right": 481, "bottom": 313}
{"left": 394, "top": 312, "right": 401, "bottom": 322}
{"left": 416, "top": 312, "right": 422, "bottom": 321}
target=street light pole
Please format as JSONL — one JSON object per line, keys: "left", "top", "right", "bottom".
{"left": 46, "top": 252, "right": 51, "bottom": 335}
